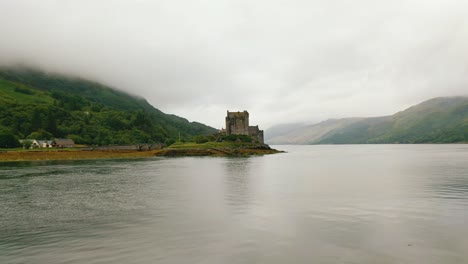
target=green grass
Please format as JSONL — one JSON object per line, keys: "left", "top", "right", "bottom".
{"left": 0, "top": 79, "right": 53, "bottom": 105}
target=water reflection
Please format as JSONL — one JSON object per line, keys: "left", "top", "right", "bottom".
{"left": 1, "top": 146, "right": 468, "bottom": 264}
{"left": 223, "top": 157, "right": 253, "bottom": 212}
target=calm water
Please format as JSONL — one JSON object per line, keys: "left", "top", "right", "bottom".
{"left": 1, "top": 145, "right": 468, "bottom": 264}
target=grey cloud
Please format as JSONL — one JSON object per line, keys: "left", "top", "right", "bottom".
{"left": 0, "top": 0, "right": 467, "bottom": 128}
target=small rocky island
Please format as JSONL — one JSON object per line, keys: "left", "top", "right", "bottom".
{"left": 156, "top": 110, "right": 282, "bottom": 157}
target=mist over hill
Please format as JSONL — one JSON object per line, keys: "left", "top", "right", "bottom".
{"left": 267, "top": 97, "right": 468, "bottom": 144}
{"left": 264, "top": 123, "right": 307, "bottom": 142}
{"left": 0, "top": 67, "right": 217, "bottom": 146}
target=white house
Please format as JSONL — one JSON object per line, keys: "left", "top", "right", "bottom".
{"left": 31, "top": 140, "right": 53, "bottom": 148}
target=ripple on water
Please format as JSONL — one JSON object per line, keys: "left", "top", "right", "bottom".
{"left": 1, "top": 145, "right": 468, "bottom": 264}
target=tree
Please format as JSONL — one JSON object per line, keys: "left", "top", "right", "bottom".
{"left": 22, "top": 140, "right": 33, "bottom": 149}
{"left": 0, "top": 132, "right": 20, "bottom": 148}
{"left": 165, "top": 138, "right": 176, "bottom": 146}
{"left": 193, "top": 135, "right": 209, "bottom": 144}
{"left": 27, "top": 129, "right": 53, "bottom": 140}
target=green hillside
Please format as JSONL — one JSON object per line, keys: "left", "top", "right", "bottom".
{"left": 0, "top": 67, "right": 217, "bottom": 146}
{"left": 265, "top": 118, "right": 364, "bottom": 144}
{"left": 267, "top": 97, "right": 468, "bottom": 144}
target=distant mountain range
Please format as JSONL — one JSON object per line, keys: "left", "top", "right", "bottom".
{"left": 266, "top": 97, "right": 468, "bottom": 144}
{"left": 0, "top": 67, "right": 217, "bottom": 146}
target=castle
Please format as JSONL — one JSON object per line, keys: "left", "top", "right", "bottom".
{"left": 225, "top": 111, "right": 264, "bottom": 144}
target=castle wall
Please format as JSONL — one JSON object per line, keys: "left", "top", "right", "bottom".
{"left": 226, "top": 111, "right": 249, "bottom": 135}
{"left": 248, "top": 126, "right": 264, "bottom": 144}
{"left": 226, "top": 110, "right": 264, "bottom": 144}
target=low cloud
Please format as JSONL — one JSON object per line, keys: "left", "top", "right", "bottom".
{"left": 1, "top": 0, "right": 467, "bottom": 128}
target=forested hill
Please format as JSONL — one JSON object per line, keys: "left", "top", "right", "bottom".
{"left": 0, "top": 67, "right": 217, "bottom": 146}
{"left": 267, "top": 96, "right": 468, "bottom": 144}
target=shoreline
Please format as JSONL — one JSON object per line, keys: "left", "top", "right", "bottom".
{"left": 0, "top": 145, "right": 283, "bottom": 162}
{"left": 0, "top": 149, "right": 161, "bottom": 162}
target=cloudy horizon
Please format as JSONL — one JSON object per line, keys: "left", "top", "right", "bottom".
{"left": 1, "top": 0, "right": 467, "bottom": 129}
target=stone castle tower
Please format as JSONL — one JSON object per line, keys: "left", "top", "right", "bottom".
{"left": 225, "top": 111, "right": 264, "bottom": 144}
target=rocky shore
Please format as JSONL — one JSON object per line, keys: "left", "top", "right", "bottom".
{"left": 155, "top": 143, "right": 282, "bottom": 157}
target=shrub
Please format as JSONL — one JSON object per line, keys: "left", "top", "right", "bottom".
{"left": 14, "top": 86, "right": 34, "bottom": 95}
{"left": 21, "top": 140, "right": 33, "bottom": 149}
{"left": 221, "top": 134, "right": 253, "bottom": 142}
{"left": 0, "top": 132, "right": 20, "bottom": 148}
{"left": 165, "top": 138, "right": 176, "bottom": 146}
{"left": 193, "top": 135, "right": 209, "bottom": 144}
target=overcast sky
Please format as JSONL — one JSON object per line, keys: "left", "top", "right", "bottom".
{"left": 1, "top": 0, "right": 467, "bottom": 128}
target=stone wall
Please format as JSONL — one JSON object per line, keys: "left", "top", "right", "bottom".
{"left": 225, "top": 110, "right": 264, "bottom": 144}
{"left": 226, "top": 111, "right": 249, "bottom": 135}
{"left": 248, "top": 126, "right": 264, "bottom": 144}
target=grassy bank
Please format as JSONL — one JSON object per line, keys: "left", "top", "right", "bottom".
{"left": 0, "top": 149, "right": 161, "bottom": 162}
{"left": 0, "top": 142, "right": 282, "bottom": 162}
{"left": 156, "top": 142, "right": 283, "bottom": 157}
